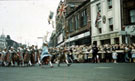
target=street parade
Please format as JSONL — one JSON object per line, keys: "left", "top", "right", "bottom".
{"left": 0, "top": 43, "right": 135, "bottom": 67}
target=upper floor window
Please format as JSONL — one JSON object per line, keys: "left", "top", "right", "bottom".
{"left": 97, "top": 3, "right": 101, "bottom": 12}
{"left": 98, "top": 28, "right": 102, "bottom": 34}
{"left": 97, "top": 21, "right": 102, "bottom": 34}
{"left": 130, "top": 9, "right": 135, "bottom": 23}
{"left": 75, "top": 14, "right": 79, "bottom": 30}
{"left": 80, "top": 9, "right": 87, "bottom": 27}
{"left": 68, "top": 18, "right": 73, "bottom": 33}
{"left": 107, "top": 0, "right": 112, "bottom": 9}
{"left": 109, "top": 18, "right": 113, "bottom": 31}
{"left": 83, "top": 9, "right": 87, "bottom": 26}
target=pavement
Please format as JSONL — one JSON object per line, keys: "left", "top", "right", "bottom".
{"left": 0, "top": 63, "right": 135, "bottom": 81}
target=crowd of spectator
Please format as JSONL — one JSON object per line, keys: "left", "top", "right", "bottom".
{"left": 49, "top": 43, "right": 135, "bottom": 63}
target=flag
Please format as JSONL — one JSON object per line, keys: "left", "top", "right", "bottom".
{"left": 48, "top": 11, "right": 54, "bottom": 24}
{"left": 57, "top": 1, "right": 67, "bottom": 18}
{"left": 95, "top": 12, "right": 101, "bottom": 28}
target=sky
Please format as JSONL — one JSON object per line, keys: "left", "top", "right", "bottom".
{"left": 0, "top": 0, "right": 60, "bottom": 48}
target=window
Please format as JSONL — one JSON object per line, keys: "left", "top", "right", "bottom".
{"left": 109, "top": 18, "right": 113, "bottom": 31}
{"left": 97, "top": 3, "right": 101, "bottom": 12}
{"left": 72, "top": 18, "right": 74, "bottom": 31}
{"left": 68, "top": 18, "right": 73, "bottom": 32}
{"left": 83, "top": 9, "right": 87, "bottom": 26}
{"left": 80, "top": 12, "right": 83, "bottom": 27}
{"left": 130, "top": 9, "right": 135, "bottom": 23}
{"left": 107, "top": 0, "right": 112, "bottom": 9}
{"left": 97, "top": 21, "right": 102, "bottom": 34}
{"left": 75, "top": 14, "right": 79, "bottom": 30}
{"left": 80, "top": 9, "right": 87, "bottom": 27}
{"left": 98, "top": 28, "right": 102, "bottom": 34}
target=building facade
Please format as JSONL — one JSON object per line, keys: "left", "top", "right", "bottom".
{"left": 49, "top": 0, "right": 135, "bottom": 47}
{"left": 65, "top": 0, "right": 91, "bottom": 46}
{"left": 91, "top": 0, "right": 122, "bottom": 45}
{"left": 0, "top": 34, "right": 7, "bottom": 49}
{"left": 121, "top": 0, "right": 135, "bottom": 44}
{"left": 52, "top": 0, "right": 88, "bottom": 47}
{"left": 55, "top": 1, "right": 66, "bottom": 47}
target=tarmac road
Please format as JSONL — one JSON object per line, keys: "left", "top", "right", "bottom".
{"left": 0, "top": 63, "right": 135, "bottom": 81}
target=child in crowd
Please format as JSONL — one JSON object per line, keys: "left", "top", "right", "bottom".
{"left": 112, "top": 50, "right": 118, "bottom": 63}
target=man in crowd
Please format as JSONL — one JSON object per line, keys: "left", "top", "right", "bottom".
{"left": 92, "top": 42, "right": 98, "bottom": 63}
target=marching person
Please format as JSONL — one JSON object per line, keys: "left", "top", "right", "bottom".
{"left": 27, "top": 46, "right": 32, "bottom": 66}
{"left": 40, "top": 42, "right": 53, "bottom": 68}
{"left": 2, "top": 48, "right": 8, "bottom": 66}
{"left": 31, "top": 45, "right": 35, "bottom": 65}
{"left": 19, "top": 46, "right": 25, "bottom": 66}
{"left": 35, "top": 46, "right": 41, "bottom": 65}
{"left": 68, "top": 47, "right": 74, "bottom": 63}
{"left": 0, "top": 49, "right": 2, "bottom": 66}
{"left": 9, "top": 47, "right": 16, "bottom": 66}
{"left": 57, "top": 46, "right": 71, "bottom": 67}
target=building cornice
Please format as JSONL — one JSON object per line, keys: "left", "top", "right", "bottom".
{"left": 90, "top": 0, "right": 100, "bottom": 4}
{"left": 66, "top": 0, "right": 90, "bottom": 18}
